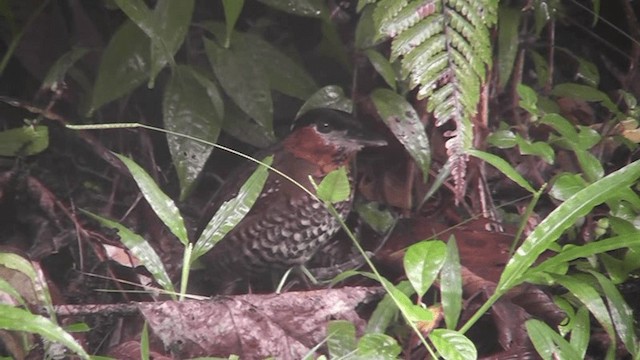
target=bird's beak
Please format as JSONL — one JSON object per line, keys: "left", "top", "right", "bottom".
{"left": 344, "top": 129, "right": 387, "bottom": 148}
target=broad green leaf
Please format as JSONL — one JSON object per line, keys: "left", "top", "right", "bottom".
{"left": 576, "top": 125, "right": 602, "bottom": 150}
{"left": 365, "top": 49, "right": 397, "bottom": 91}
{"left": 526, "top": 318, "right": 582, "bottom": 360}
{"left": 366, "top": 281, "right": 413, "bottom": 334}
{"left": 243, "top": 34, "right": 317, "bottom": 100}
{"left": 357, "top": 333, "right": 402, "bottom": 358}
{"left": 372, "top": 88, "right": 431, "bottom": 180}
{"left": 0, "top": 305, "right": 89, "bottom": 359}
{"left": 575, "top": 149, "right": 604, "bottom": 182}
{"left": 297, "top": 85, "right": 353, "bottom": 118}
{"left": 204, "top": 38, "right": 273, "bottom": 131}
{"left": 222, "top": 101, "right": 277, "bottom": 148}
{"left": 355, "top": 5, "right": 378, "bottom": 49}
{"left": 193, "top": 156, "right": 273, "bottom": 260}
{"left": 316, "top": 167, "right": 350, "bottom": 203}
{"left": 498, "top": 160, "right": 640, "bottom": 291}
{"left": 356, "top": 201, "right": 396, "bottom": 234}
{"left": 551, "top": 83, "right": 618, "bottom": 114}
{"left": 0, "top": 126, "right": 48, "bottom": 156}
{"left": 327, "top": 320, "right": 356, "bottom": 357}
{"left": 549, "top": 173, "right": 586, "bottom": 201}
{"left": 497, "top": 6, "right": 521, "bottom": 89}
{"left": 468, "top": 149, "right": 535, "bottom": 193}
{"left": 515, "top": 135, "right": 555, "bottom": 164}
{"left": 83, "top": 211, "right": 175, "bottom": 296}
{"left": 89, "top": 21, "right": 150, "bottom": 113}
{"left": 257, "top": 0, "right": 325, "bottom": 17}
{"left": 589, "top": 271, "right": 638, "bottom": 356}
{"left": 163, "top": 65, "right": 222, "bottom": 200}
{"left": 403, "top": 240, "right": 447, "bottom": 298}
{"left": 41, "top": 48, "right": 89, "bottom": 89}
{"left": 551, "top": 274, "right": 615, "bottom": 344}
{"left": 429, "top": 329, "right": 477, "bottom": 360}
{"left": 222, "top": 0, "right": 244, "bottom": 47}
{"left": 115, "top": 0, "right": 194, "bottom": 84}
{"left": 517, "top": 83, "right": 538, "bottom": 115}
{"left": 115, "top": 153, "right": 188, "bottom": 244}
{"left": 441, "top": 236, "right": 462, "bottom": 330}
{"left": 540, "top": 113, "right": 578, "bottom": 143}
{"left": 486, "top": 129, "right": 517, "bottom": 149}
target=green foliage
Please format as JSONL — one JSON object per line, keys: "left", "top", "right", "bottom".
{"left": 366, "top": 0, "right": 498, "bottom": 199}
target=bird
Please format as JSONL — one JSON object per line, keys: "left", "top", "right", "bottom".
{"left": 194, "top": 108, "right": 386, "bottom": 293}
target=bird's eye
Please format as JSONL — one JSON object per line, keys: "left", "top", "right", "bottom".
{"left": 317, "top": 121, "right": 333, "bottom": 133}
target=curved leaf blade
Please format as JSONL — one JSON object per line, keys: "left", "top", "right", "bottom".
{"left": 372, "top": 88, "right": 431, "bottom": 180}
{"left": 0, "top": 305, "right": 89, "bottom": 359}
{"left": 114, "top": 153, "right": 188, "bottom": 245}
{"left": 499, "top": 160, "right": 640, "bottom": 291}
{"left": 163, "top": 65, "right": 222, "bottom": 200}
{"left": 83, "top": 211, "right": 175, "bottom": 296}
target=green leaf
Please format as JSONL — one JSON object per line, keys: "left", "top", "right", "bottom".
{"left": 0, "top": 278, "right": 26, "bottom": 308}
{"left": 204, "top": 38, "right": 273, "bottom": 131}
{"left": 526, "top": 318, "right": 582, "bottom": 360}
{"left": 551, "top": 83, "right": 618, "bottom": 114}
{"left": 222, "top": 0, "right": 244, "bottom": 47}
{"left": 83, "top": 211, "right": 175, "bottom": 296}
{"left": 316, "top": 167, "right": 351, "bottom": 204}
{"left": 575, "top": 149, "right": 604, "bottom": 182}
{"left": 498, "top": 160, "right": 640, "bottom": 292}
{"left": 441, "top": 236, "right": 462, "bottom": 330}
{"left": 365, "top": 50, "right": 397, "bottom": 91}
{"left": 0, "top": 305, "right": 89, "bottom": 359}
{"left": 403, "top": 240, "right": 447, "bottom": 298}
{"left": 515, "top": 135, "right": 555, "bottom": 164}
{"left": 357, "top": 333, "right": 402, "bottom": 358}
{"left": 257, "top": 0, "right": 325, "bottom": 17}
{"left": 540, "top": 113, "right": 579, "bottom": 143}
{"left": 497, "top": 6, "right": 521, "bottom": 89}
{"left": 372, "top": 88, "right": 431, "bottom": 181}
{"left": 115, "top": 0, "right": 194, "bottom": 84}
{"left": 486, "top": 129, "right": 517, "bottom": 149}
{"left": 570, "top": 306, "right": 591, "bottom": 359}
{"left": 467, "top": 149, "right": 535, "bottom": 193}
{"left": 222, "top": 101, "right": 277, "bottom": 148}
{"left": 356, "top": 201, "right": 396, "bottom": 234}
{"left": 530, "top": 233, "right": 640, "bottom": 276}
{"left": 89, "top": 21, "right": 150, "bottom": 113}
{"left": 114, "top": 153, "right": 188, "bottom": 244}
{"left": 366, "top": 281, "right": 414, "bottom": 334}
{"left": 517, "top": 83, "right": 538, "bottom": 115}
{"left": 297, "top": 85, "right": 353, "bottom": 118}
{"left": 163, "top": 65, "right": 222, "bottom": 200}
{"left": 41, "top": 48, "right": 90, "bottom": 89}
{"left": 0, "top": 253, "right": 53, "bottom": 317}
{"left": 0, "top": 126, "right": 48, "bottom": 156}
{"left": 588, "top": 271, "right": 638, "bottom": 356}
{"left": 193, "top": 156, "right": 273, "bottom": 260}
{"left": 551, "top": 274, "right": 616, "bottom": 347}
{"left": 327, "top": 320, "right": 356, "bottom": 357}
{"left": 429, "top": 329, "right": 477, "bottom": 360}
{"left": 242, "top": 34, "right": 317, "bottom": 100}
{"left": 549, "top": 173, "right": 587, "bottom": 201}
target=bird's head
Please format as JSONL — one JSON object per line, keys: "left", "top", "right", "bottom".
{"left": 282, "top": 108, "right": 386, "bottom": 173}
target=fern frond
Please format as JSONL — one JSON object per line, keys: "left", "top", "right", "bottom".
{"left": 373, "top": 0, "right": 497, "bottom": 203}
